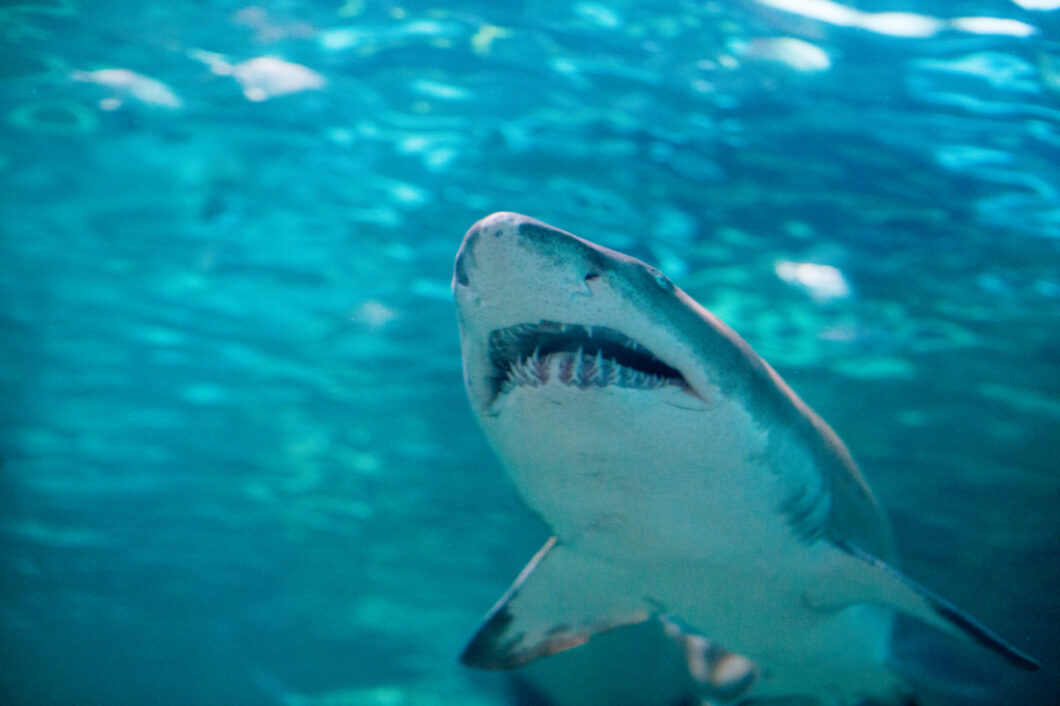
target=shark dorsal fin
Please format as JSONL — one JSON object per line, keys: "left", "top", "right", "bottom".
{"left": 461, "top": 537, "right": 651, "bottom": 670}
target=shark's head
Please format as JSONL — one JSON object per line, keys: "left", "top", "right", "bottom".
{"left": 452, "top": 212, "right": 889, "bottom": 553}
{"left": 452, "top": 212, "right": 722, "bottom": 416}
{"left": 452, "top": 212, "right": 786, "bottom": 541}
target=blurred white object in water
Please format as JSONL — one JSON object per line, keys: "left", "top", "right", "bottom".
{"left": 1010, "top": 0, "right": 1060, "bottom": 9}
{"left": 318, "top": 20, "right": 457, "bottom": 52}
{"left": 411, "top": 79, "right": 470, "bottom": 101}
{"left": 857, "top": 12, "right": 943, "bottom": 37}
{"left": 743, "top": 37, "right": 831, "bottom": 72}
{"left": 189, "top": 50, "right": 325, "bottom": 102}
{"left": 573, "top": 2, "right": 623, "bottom": 28}
{"left": 228, "top": 57, "right": 326, "bottom": 102}
{"left": 351, "top": 301, "right": 398, "bottom": 329}
{"left": 71, "top": 68, "right": 182, "bottom": 108}
{"left": 950, "top": 17, "right": 1037, "bottom": 37}
{"left": 756, "top": 0, "right": 1037, "bottom": 37}
{"left": 775, "top": 260, "right": 851, "bottom": 301}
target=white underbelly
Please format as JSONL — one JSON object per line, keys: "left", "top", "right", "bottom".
{"left": 484, "top": 382, "right": 901, "bottom": 701}
{"left": 483, "top": 381, "right": 806, "bottom": 558}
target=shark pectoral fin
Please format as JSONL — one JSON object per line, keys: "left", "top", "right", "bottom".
{"left": 461, "top": 537, "right": 651, "bottom": 670}
{"left": 660, "top": 615, "right": 759, "bottom": 705}
{"left": 820, "top": 541, "right": 1041, "bottom": 673}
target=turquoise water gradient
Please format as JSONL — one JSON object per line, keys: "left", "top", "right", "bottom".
{"left": 1, "top": 1, "right": 1058, "bottom": 704}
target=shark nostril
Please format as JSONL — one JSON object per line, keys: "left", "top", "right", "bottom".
{"left": 454, "top": 252, "right": 470, "bottom": 286}
{"left": 453, "top": 244, "right": 474, "bottom": 286}
{"left": 455, "top": 225, "right": 482, "bottom": 287}
{"left": 584, "top": 272, "right": 600, "bottom": 282}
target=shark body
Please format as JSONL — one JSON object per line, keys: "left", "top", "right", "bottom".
{"left": 452, "top": 212, "right": 1037, "bottom": 704}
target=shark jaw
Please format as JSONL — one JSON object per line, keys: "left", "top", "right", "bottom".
{"left": 486, "top": 320, "right": 694, "bottom": 402}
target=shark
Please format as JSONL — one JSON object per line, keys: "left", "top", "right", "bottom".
{"left": 452, "top": 212, "right": 1039, "bottom": 705}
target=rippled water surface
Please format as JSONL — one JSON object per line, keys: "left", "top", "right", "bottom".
{"left": 1, "top": 1, "right": 1058, "bottom": 704}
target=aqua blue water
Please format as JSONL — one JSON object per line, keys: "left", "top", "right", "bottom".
{"left": 1, "top": 1, "right": 1058, "bottom": 704}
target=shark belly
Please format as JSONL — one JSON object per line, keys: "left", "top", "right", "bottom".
{"left": 484, "top": 378, "right": 773, "bottom": 548}
{"left": 483, "top": 380, "right": 902, "bottom": 700}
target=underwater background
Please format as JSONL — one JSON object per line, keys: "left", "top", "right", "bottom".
{"left": 1, "top": 0, "right": 1058, "bottom": 704}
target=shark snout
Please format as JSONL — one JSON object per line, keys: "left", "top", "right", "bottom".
{"left": 454, "top": 212, "right": 542, "bottom": 289}
{"left": 453, "top": 212, "right": 613, "bottom": 297}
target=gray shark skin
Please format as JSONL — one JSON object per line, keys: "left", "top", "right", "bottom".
{"left": 452, "top": 212, "right": 1038, "bottom": 705}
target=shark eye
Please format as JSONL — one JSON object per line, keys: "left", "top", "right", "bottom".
{"left": 584, "top": 272, "right": 600, "bottom": 282}
{"left": 648, "top": 268, "right": 673, "bottom": 292}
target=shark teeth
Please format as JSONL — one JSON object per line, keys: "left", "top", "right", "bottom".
{"left": 489, "top": 321, "right": 686, "bottom": 398}
{"left": 498, "top": 349, "right": 678, "bottom": 394}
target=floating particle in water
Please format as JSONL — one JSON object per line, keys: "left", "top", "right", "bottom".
{"left": 756, "top": 0, "right": 1037, "bottom": 38}
{"left": 573, "top": 2, "right": 623, "bottom": 29}
{"left": 232, "top": 6, "right": 315, "bottom": 43}
{"left": 410, "top": 79, "right": 469, "bottom": 101}
{"left": 949, "top": 17, "right": 1037, "bottom": 37}
{"left": 388, "top": 181, "right": 430, "bottom": 207}
{"left": 1011, "top": 0, "right": 1060, "bottom": 8}
{"left": 229, "top": 56, "right": 326, "bottom": 101}
{"left": 857, "top": 11, "right": 944, "bottom": 37}
{"left": 774, "top": 260, "right": 851, "bottom": 302}
{"left": 755, "top": 0, "right": 934, "bottom": 36}
{"left": 72, "top": 68, "right": 182, "bottom": 108}
{"left": 191, "top": 50, "right": 325, "bottom": 101}
{"left": 470, "top": 24, "right": 510, "bottom": 56}
{"left": 742, "top": 37, "right": 831, "bottom": 72}
{"left": 352, "top": 301, "right": 399, "bottom": 329}
{"left": 318, "top": 19, "right": 458, "bottom": 52}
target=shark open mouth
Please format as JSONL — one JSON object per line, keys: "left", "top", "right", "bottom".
{"left": 487, "top": 320, "right": 687, "bottom": 399}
